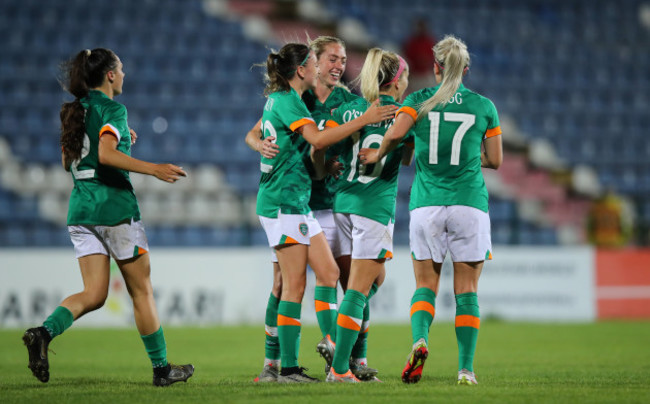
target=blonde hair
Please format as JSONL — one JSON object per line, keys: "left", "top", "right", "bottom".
{"left": 309, "top": 36, "right": 345, "bottom": 60}
{"left": 417, "top": 35, "right": 470, "bottom": 119}
{"left": 354, "top": 48, "right": 403, "bottom": 102}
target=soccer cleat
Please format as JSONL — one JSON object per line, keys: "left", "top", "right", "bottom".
{"left": 325, "top": 369, "right": 360, "bottom": 383}
{"left": 349, "top": 361, "right": 379, "bottom": 381}
{"left": 277, "top": 367, "right": 320, "bottom": 383}
{"left": 316, "top": 335, "right": 335, "bottom": 373}
{"left": 401, "top": 338, "right": 428, "bottom": 384}
{"left": 457, "top": 369, "right": 478, "bottom": 385}
{"left": 153, "top": 363, "right": 195, "bottom": 387}
{"left": 23, "top": 327, "right": 51, "bottom": 383}
{"left": 253, "top": 363, "right": 279, "bottom": 382}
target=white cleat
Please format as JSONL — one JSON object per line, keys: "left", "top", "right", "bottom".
{"left": 457, "top": 369, "right": 478, "bottom": 385}
{"left": 325, "top": 368, "right": 360, "bottom": 383}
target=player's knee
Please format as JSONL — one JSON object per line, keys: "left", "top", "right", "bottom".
{"left": 85, "top": 292, "right": 108, "bottom": 311}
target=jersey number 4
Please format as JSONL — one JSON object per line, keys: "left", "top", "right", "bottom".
{"left": 428, "top": 112, "right": 475, "bottom": 166}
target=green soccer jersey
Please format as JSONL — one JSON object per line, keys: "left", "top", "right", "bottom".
{"left": 256, "top": 88, "right": 316, "bottom": 218}
{"left": 328, "top": 95, "right": 413, "bottom": 225}
{"left": 67, "top": 90, "right": 140, "bottom": 226}
{"left": 400, "top": 84, "right": 502, "bottom": 213}
{"left": 302, "top": 86, "right": 360, "bottom": 211}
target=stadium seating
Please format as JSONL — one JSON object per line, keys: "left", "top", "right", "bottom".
{"left": 0, "top": 0, "right": 647, "bottom": 246}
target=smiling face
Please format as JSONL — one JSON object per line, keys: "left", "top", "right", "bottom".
{"left": 316, "top": 43, "right": 346, "bottom": 88}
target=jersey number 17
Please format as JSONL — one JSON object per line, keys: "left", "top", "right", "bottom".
{"left": 428, "top": 112, "right": 475, "bottom": 166}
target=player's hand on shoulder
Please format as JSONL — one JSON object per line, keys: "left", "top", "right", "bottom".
{"left": 363, "top": 99, "right": 398, "bottom": 124}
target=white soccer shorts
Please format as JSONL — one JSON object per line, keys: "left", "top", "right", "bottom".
{"left": 409, "top": 205, "right": 492, "bottom": 263}
{"left": 68, "top": 219, "right": 149, "bottom": 261}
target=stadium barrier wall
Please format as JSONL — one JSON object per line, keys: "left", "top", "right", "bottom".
{"left": 596, "top": 248, "right": 650, "bottom": 318}
{"left": 0, "top": 246, "right": 600, "bottom": 327}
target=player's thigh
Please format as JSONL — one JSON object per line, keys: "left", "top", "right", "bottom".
{"left": 446, "top": 206, "right": 492, "bottom": 263}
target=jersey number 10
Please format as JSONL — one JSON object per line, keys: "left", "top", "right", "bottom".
{"left": 348, "top": 133, "right": 387, "bottom": 184}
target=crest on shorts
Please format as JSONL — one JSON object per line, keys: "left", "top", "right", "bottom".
{"left": 299, "top": 223, "right": 308, "bottom": 236}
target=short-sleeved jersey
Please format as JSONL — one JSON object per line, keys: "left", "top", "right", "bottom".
{"left": 301, "top": 87, "right": 360, "bottom": 211}
{"left": 400, "top": 83, "right": 501, "bottom": 212}
{"left": 67, "top": 90, "right": 140, "bottom": 226}
{"left": 328, "top": 95, "right": 414, "bottom": 225}
{"left": 256, "top": 88, "right": 316, "bottom": 218}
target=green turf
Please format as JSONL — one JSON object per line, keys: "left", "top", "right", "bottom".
{"left": 1, "top": 322, "right": 649, "bottom": 403}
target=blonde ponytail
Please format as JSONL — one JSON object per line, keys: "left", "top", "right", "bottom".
{"left": 356, "top": 48, "right": 384, "bottom": 102}
{"left": 417, "top": 35, "right": 470, "bottom": 119}
{"left": 354, "top": 47, "right": 404, "bottom": 103}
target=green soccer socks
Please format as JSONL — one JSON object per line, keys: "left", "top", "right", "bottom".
{"left": 455, "top": 292, "right": 480, "bottom": 372}
{"left": 42, "top": 306, "right": 74, "bottom": 339}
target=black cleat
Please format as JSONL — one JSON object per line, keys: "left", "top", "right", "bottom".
{"left": 153, "top": 363, "right": 194, "bottom": 387}
{"left": 23, "top": 327, "right": 51, "bottom": 383}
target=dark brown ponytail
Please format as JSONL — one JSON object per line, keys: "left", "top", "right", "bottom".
{"left": 263, "top": 43, "right": 310, "bottom": 96}
{"left": 59, "top": 48, "right": 118, "bottom": 164}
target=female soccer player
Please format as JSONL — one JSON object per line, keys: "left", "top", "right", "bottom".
{"left": 22, "top": 48, "right": 194, "bottom": 387}
{"left": 255, "top": 43, "right": 395, "bottom": 383}
{"left": 247, "top": 37, "right": 381, "bottom": 382}
{"left": 324, "top": 48, "right": 413, "bottom": 382}
{"left": 359, "top": 35, "right": 503, "bottom": 386}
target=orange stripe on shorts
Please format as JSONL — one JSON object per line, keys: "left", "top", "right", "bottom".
{"left": 455, "top": 315, "right": 480, "bottom": 329}
{"left": 410, "top": 301, "right": 435, "bottom": 317}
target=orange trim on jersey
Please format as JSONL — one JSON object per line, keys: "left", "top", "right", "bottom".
{"left": 485, "top": 126, "right": 502, "bottom": 138}
{"left": 325, "top": 120, "right": 339, "bottom": 128}
{"left": 337, "top": 314, "right": 362, "bottom": 331}
{"left": 277, "top": 314, "right": 301, "bottom": 326}
{"left": 136, "top": 246, "right": 148, "bottom": 256}
{"left": 289, "top": 118, "right": 315, "bottom": 132}
{"left": 410, "top": 301, "right": 435, "bottom": 317}
{"left": 397, "top": 106, "right": 418, "bottom": 121}
{"left": 385, "top": 250, "right": 393, "bottom": 259}
{"left": 455, "top": 315, "right": 480, "bottom": 329}
{"left": 99, "top": 124, "right": 118, "bottom": 139}
{"left": 315, "top": 300, "right": 331, "bottom": 313}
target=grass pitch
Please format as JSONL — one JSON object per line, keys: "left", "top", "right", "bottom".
{"left": 1, "top": 322, "right": 649, "bottom": 403}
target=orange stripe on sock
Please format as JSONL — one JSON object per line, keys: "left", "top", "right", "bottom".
{"left": 455, "top": 315, "right": 480, "bottom": 328}
{"left": 337, "top": 314, "right": 361, "bottom": 331}
{"left": 410, "top": 301, "right": 435, "bottom": 317}
{"left": 277, "top": 314, "right": 301, "bottom": 326}
{"left": 315, "top": 300, "right": 331, "bottom": 312}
